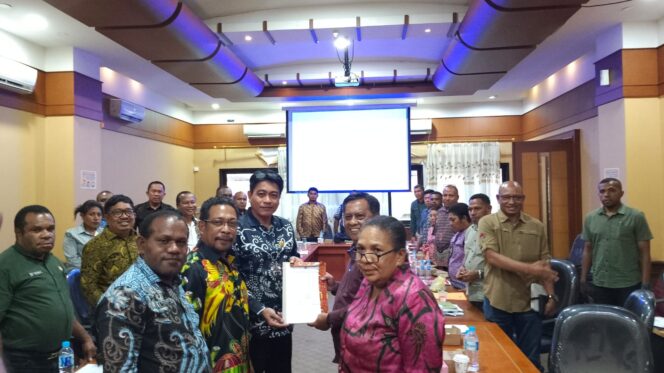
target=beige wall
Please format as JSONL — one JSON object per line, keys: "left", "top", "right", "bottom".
{"left": 624, "top": 98, "right": 664, "bottom": 261}
{"left": 193, "top": 147, "right": 268, "bottom": 201}
{"left": 101, "top": 130, "right": 195, "bottom": 207}
{"left": 0, "top": 107, "right": 42, "bottom": 249}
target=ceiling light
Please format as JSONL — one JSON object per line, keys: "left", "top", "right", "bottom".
{"left": 424, "top": 28, "right": 431, "bottom": 33}
{"left": 334, "top": 36, "right": 351, "bottom": 50}
{"left": 211, "top": 103, "right": 220, "bottom": 110}
{"left": 332, "top": 31, "right": 339, "bottom": 39}
{"left": 281, "top": 80, "right": 287, "bottom": 85}
{"left": 23, "top": 14, "right": 49, "bottom": 31}
{"left": 488, "top": 95, "right": 496, "bottom": 100}
{"left": 0, "top": 4, "right": 12, "bottom": 9}
{"left": 244, "top": 35, "right": 252, "bottom": 42}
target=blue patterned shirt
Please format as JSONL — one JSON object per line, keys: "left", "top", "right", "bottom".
{"left": 95, "top": 258, "right": 209, "bottom": 372}
{"left": 233, "top": 208, "right": 299, "bottom": 338}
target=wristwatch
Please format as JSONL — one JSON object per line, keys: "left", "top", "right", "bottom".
{"left": 547, "top": 293, "right": 559, "bottom": 302}
{"left": 477, "top": 270, "right": 483, "bottom": 280}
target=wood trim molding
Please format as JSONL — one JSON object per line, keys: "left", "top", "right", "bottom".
{"left": 193, "top": 124, "right": 285, "bottom": 149}
{"left": 0, "top": 71, "right": 103, "bottom": 121}
{"left": 428, "top": 116, "right": 523, "bottom": 143}
{"left": 522, "top": 81, "right": 597, "bottom": 140}
{"left": 101, "top": 95, "right": 194, "bottom": 148}
{"left": 595, "top": 47, "right": 663, "bottom": 106}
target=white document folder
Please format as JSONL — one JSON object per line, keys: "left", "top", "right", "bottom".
{"left": 282, "top": 262, "right": 326, "bottom": 324}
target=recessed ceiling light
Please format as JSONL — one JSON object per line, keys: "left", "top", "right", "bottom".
{"left": 424, "top": 28, "right": 431, "bottom": 33}
{"left": 282, "top": 80, "right": 288, "bottom": 85}
{"left": 0, "top": 4, "right": 12, "bottom": 9}
{"left": 244, "top": 35, "right": 253, "bottom": 42}
{"left": 23, "top": 14, "right": 49, "bottom": 31}
{"left": 211, "top": 103, "right": 220, "bottom": 110}
{"left": 488, "top": 95, "right": 497, "bottom": 100}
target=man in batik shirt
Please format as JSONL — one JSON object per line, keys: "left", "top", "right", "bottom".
{"left": 95, "top": 211, "right": 209, "bottom": 372}
{"left": 296, "top": 187, "right": 328, "bottom": 242}
{"left": 182, "top": 197, "right": 250, "bottom": 372}
{"left": 233, "top": 170, "right": 300, "bottom": 373}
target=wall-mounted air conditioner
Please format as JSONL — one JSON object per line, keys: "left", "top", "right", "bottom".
{"left": 109, "top": 98, "right": 145, "bottom": 123}
{"left": 243, "top": 123, "right": 285, "bottom": 138}
{"left": 0, "top": 56, "right": 38, "bottom": 95}
{"left": 410, "top": 118, "right": 432, "bottom": 135}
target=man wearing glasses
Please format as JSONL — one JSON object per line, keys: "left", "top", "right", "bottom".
{"left": 479, "top": 181, "right": 559, "bottom": 370}
{"left": 181, "top": 197, "right": 251, "bottom": 372}
{"left": 309, "top": 192, "right": 380, "bottom": 364}
{"left": 81, "top": 194, "right": 139, "bottom": 306}
{"left": 233, "top": 170, "right": 300, "bottom": 373}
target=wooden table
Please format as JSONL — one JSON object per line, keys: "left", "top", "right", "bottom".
{"left": 443, "top": 290, "right": 540, "bottom": 373}
{"left": 302, "top": 243, "right": 352, "bottom": 281}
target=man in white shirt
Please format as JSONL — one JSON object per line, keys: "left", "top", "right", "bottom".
{"left": 176, "top": 191, "right": 199, "bottom": 250}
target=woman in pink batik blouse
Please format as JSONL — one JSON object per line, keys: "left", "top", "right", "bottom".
{"left": 339, "top": 215, "right": 445, "bottom": 373}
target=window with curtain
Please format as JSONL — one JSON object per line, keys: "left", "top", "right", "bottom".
{"left": 424, "top": 142, "right": 502, "bottom": 207}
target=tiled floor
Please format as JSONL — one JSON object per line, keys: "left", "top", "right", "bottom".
{"left": 291, "top": 294, "right": 338, "bottom": 373}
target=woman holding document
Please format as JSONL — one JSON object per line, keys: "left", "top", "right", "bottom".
{"left": 339, "top": 216, "right": 445, "bottom": 372}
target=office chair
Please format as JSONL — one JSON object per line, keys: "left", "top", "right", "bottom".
{"left": 540, "top": 259, "right": 579, "bottom": 353}
{"left": 567, "top": 234, "right": 584, "bottom": 268}
{"left": 549, "top": 304, "right": 654, "bottom": 373}
{"left": 623, "top": 289, "right": 656, "bottom": 331}
{"left": 66, "top": 268, "right": 91, "bottom": 328}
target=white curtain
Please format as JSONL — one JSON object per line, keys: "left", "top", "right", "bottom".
{"left": 424, "top": 142, "right": 502, "bottom": 207}
{"left": 276, "top": 147, "right": 348, "bottom": 237}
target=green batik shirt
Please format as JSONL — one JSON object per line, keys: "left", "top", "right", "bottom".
{"left": 80, "top": 228, "right": 138, "bottom": 305}
{"left": 582, "top": 204, "right": 653, "bottom": 288}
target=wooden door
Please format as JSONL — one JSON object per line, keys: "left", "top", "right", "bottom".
{"left": 513, "top": 130, "right": 581, "bottom": 258}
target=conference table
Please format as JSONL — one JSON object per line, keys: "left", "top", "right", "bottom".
{"left": 443, "top": 288, "right": 540, "bottom": 373}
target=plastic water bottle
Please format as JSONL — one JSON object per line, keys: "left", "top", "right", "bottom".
{"left": 58, "top": 340, "right": 74, "bottom": 373}
{"left": 464, "top": 326, "right": 479, "bottom": 372}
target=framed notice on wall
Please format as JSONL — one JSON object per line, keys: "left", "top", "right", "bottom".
{"left": 80, "top": 170, "right": 97, "bottom": 189}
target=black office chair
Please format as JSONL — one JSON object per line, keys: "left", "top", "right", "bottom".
{"left": 540, "top": 259, "right": 579, "bottom": 353}
{"left": 624, "top": 289, "right": 656, "bottom": 331}
{"left": 66, "top": 268, "right": 92, "bottom": 328}
{"left": 549, "top": 304, "right": 654, "bottom": 373}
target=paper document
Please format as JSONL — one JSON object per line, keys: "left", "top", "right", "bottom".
{"left": 282, "top": 262, "right": 327, "bottom": 324}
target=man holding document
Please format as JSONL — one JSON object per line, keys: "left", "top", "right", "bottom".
{"left": 233, "top": 170, "right": 300, "bottom": 373}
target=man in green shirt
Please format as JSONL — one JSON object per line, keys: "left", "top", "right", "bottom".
{"left": 581, "top": 178, "right": 653, "bottom": 306}
{"left": 0, "top": 205, "right": 96, "bottom": 372}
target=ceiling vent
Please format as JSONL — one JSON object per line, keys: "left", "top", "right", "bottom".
{"left": 243, "top": 123, "right": 285, "bottom": 139}
{"left": 0, "top": 56, "right": 37, "bottom": 95}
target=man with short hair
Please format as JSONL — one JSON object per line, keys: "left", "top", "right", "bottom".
{"left": 95, "top": 211, "right": 209, "bottom": 372}
{"left": 233, "top": 191, "right": 248, "bottom": 216}
{"left": 176, "top": 191, "right": 199, "bottom": 251}
{"left": 417, "top": 189, "right": 438, "bottom": 247}
{"left": 134, "top": 181, "right": 176, "bottom": 229}
{"left": 479, "top": 181, "right": 558, "bottom": 369}
{"left": 296, "top": 187, "right": 328, "bottom": 242}
{"left": 233, "top": 170, "right": 299, "bottom": 372}
{"left": 581, "top": 178, "right": 653, "bottom": 306}
{"left": 309, "top": 192, "right": 380, "bottom": 364}
{"left": 216, "top": 185, "right": 233, "bottom": 199}
{"left": 458, "top": 193, "right": 492, "bottom": 309}
{"left": 410, "top": 184, "right": 426, "bottom": 237}
{"left": 0, "top": 205, "right": 96, "bottom": 372}
{"left": 182, "top": 197, "right": 251, "bottom": 372}
{"left": 81, "top": 194, "right": 139, "bottom": 306}
{"left": 433, "top": 185, "right": 459, "bottom": 267}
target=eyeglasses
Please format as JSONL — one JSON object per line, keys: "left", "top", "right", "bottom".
{"left": 109, "top": 209, "right": 135, "bottom": 218}
{"left": 204, "top": 219, "right": 238, "bottom": 230}
{"left": 498, "top": 194, "right": 525, "bottom": 202}
{"left": 355, "top": 248, "right": 399, "bottom": 263}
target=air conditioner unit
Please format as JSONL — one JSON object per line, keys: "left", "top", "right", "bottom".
{"left": 109, "top": 98, "right": 145, "bottom": 123}
{"left": 0, "top": 56, "right": 38, "bottom": 95}
{"left": 410, "top": 118, "right": 432, "bottom": 135}
{"left": 243, "top": 123, "right": 285, "bottom": 139}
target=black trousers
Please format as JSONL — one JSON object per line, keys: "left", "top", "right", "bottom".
{"left": 250, "top": 333, "right": 293, "bottom": 373}
{"left": 3, "top": 348, "right": 59, "bottom": 373}
{"left": 589, "top": 282, "right": 641, "bottom": 307}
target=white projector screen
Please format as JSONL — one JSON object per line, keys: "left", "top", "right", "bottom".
{"left": 287, "top": 106, "right": 411, "bottom": 193}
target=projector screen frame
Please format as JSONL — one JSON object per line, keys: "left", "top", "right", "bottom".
{"left": 286, "top": 104, "right": 412, "bottom": 194}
